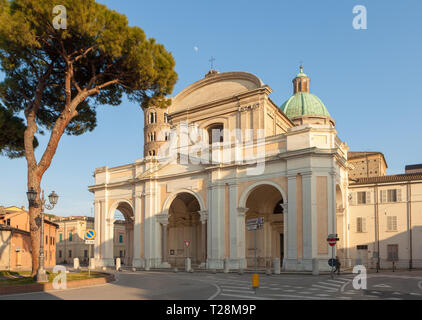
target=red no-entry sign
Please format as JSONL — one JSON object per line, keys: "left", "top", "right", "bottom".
{"left": 184, "top": 240, "right": 190, "bottom": 248}
{"left": 327, "top": 234, "right": 339, "bottom": 247}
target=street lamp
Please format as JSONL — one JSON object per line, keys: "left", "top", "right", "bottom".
{"left": 27, "top": 188, "right": 59, "bottom": 282}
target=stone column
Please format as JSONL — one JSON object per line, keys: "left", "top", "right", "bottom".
{"left": 132, "top": 195, "right": 144, "bottom": 268}
{"left": 94, "top": 200, "right": 101, "bottom": 260}
{"left": 156, "top": 213, "right": 170, "bottom": 268}
{"left": 285, "top": 174, "right": 297, "bottom": 270}
{"left": 199, "top": 210, "right": 208, "bottom": 268}
{"left": 237, "top": 207, "right": 248, "bottom": 269}
{"left": 302, "top": 172, "right": 314, "bottom": 270}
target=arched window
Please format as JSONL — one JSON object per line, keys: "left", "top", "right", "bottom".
{"left": 207, "top": 123, "right": 224, "bottom": 144}
{"left": 149, "top": 111, "right": 157, "bottom": 124}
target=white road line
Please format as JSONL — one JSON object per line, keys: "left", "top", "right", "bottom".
{"left": 311, "top": 284, "right": 338, "bottom": 292}
{"left": 222, "top": 289, "right": 256, "bottom": 294}
{"left": 266, "top": 293, "right": 331, "bottom": 300}
{"left": 317, "top": 282, "right": 341, "bottom": 288}
{"left": 220, "top": 285, "right": 252, "bottom": 290}
{"left": 219, "top": 293, "right": 273, "bottom": 300}
{"left": 326, "top": 279, "right": 348, "bottom": 285}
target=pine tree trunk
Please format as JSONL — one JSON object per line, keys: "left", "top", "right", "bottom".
{"left": 28, "top": 171, "right": 42, "bottom": 277}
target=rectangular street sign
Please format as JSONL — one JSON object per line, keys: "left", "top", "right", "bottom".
{"left": 246, "top": 218, "right": 259, "bottom": 225}
{"left": 85, "top": 240, "right": 95, "bottom": 245}
{"left": 247, "top": 225, "right": 258, "bottom": 230}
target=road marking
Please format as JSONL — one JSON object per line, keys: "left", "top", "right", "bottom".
{"left": 222, "top": 289, "right": 256, "bottom": 294}
{"left": 418, "top": 280, "right": 422, "bottom": 290}
{"left": 311, "top": 285, "right": 337, "bottom": 292}
{"left": 318, "top": 282, "right": 341, "bottom": 288}
{"left": 266, "top": 293, "right": 331, "bottom": 300}
{"left": 219, "top": 293, "right": 274, "bottom": 300}
{"left": 326, "top": 279, "right": 348, "bottom": 285}
{"left": 373, "top": 284, "right": 391, "bottom": 288}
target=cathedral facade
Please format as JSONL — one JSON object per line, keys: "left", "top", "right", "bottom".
{"left": 88, "top": 67, "right": 351, "bottom": 271}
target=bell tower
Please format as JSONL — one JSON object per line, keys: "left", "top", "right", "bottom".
{"left": 143, "top": 106, "right": 171, "bottom": 157}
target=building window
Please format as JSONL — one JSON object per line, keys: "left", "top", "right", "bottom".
{"left": 84, "top": 250, "right": 88, "bottom": 258}
{"left": 387, "top": 244, "right": 398, "bottom": 261}
{"left": 387, "top": 216, "right": 398, "bottom": 232}
{"left": 149, "top": 111, "right": 157, "bottom": 124}
{"left": 59, "top": 250, "right": 62, "bottom": 258}
{"left": 6, "top": 219, "right": 10, "bottom": 226}
{"left": 357, "top": 245, "right": 368, "bottom": 250}
{"left": 356, "top": 217, "right": 366, "bottom": 233}
{"left": 69, "top": 232, "right": 73, "bottom": 242}
{"left": 120, "top": 250, "right": 123, "bottom": 258}
{"left": 207, "top": 123, "right": 224, "bottom": 144}
{"left": 380, "top": 189, "right": 401, "bottom": 203}
{"left": 119, "top": 234, "right": 123, "bottom": 243}
{"left": 357, "top": 192, "right": 367, "bottom": 204}
{"left": 59, "top": 233, "right": 63, "bottom": 242}
{"left": 46, "top": 235, "right": 48, "bottom": 244}
{"left": 68, "top": 250, "right": 72, "bottom": 258}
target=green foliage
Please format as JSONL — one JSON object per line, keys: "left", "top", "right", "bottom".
{"left": 0, "top": 105, "right": 38, "bottom": 157}
{"left": 0, "top": 0, "right": 177, "bottom": 157}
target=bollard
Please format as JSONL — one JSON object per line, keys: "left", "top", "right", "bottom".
{"left": 224, "top": 258, "right": 230, "bottom": 273}
{"left": 115, "top": 257, "right": 121, "bottom": 271}
{"left": 73, "top": 257, "right": 80, "bottom": 270}
{"left": 312, "top": 258, "right": 319, "bottom": 276}
{"left": 89, "top": 258, "right": 95, "bottom": 270}
{"left": 185, "top": 258, "right": 191, "bottom": 272}
{"left": 273, "top": 258, "right": 281, "bottom": 275}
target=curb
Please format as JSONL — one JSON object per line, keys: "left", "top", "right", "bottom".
{"left": 0, "top": 272, "right": 114, "bottom": 296}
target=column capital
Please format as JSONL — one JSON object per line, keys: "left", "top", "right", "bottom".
{"left": 237, "top": 207, "right": 248, "bottom": 217}
{"left": 199, "top": 210, "right": 208, "bottom": 222}
{"left": 155, "top": 213, "right": 169, "bottom": 225}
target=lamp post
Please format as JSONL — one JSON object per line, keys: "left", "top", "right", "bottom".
{"left": 27, "top": 187, "right": 59, "bottom": 282}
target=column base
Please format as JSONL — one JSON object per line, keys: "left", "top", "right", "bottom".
{"left": 35, "top": 268, "right": 48, "bottom": 283}
{"left": 95, "top": 258, "right": 115, "bottom": 267}
{"left": 160, "top": 262, "right": 171, "bottom": 268}
{"left": 132, "top": 258, "right": 145, "bottom": 269}
{"left": 283, "top": 258, "right": 332, "bottom": 272}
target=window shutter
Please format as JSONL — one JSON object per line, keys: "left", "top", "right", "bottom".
{"left": 380, "top": 190, "right": 387, "bottom": 203}
{"left": 362, "top": 217, "right": 367, "bottom": 232}
{"left": 351, "top": 192, "right": 357, "bottom": 205}
{"left": 356, "top": 217, "right": 362, "bottom": 232}
{"left": 366, "top": 191, "right": 372, "bottom": 204}
{"left": 396, "top": 189, "right": 402, "bottom": 202}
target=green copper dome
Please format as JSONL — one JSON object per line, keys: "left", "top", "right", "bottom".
{"left": 281, "top": 92, "right": 330, "bottom": 119}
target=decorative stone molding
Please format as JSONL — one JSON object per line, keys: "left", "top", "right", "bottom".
{"left": 199, "top": 210, "right": 208, "bottom": 222}
{"left": 239, "top": 103, "right": 260, "bottom": 112}
{"left": 155, "top": 213, "right": 169, "bottom": 225}
{"left": 281, "top": 203, "right": 288, "bottom": 212}
{"left": 237, "top": 207, "right": 248, "bottom": 217}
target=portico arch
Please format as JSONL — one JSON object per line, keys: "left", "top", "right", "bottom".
{"left": 160, "top": 189, "right": 207, "bottom": 268}
{"left": 107, "top": 199, "right": 134, "bottom": 266}
{"left": 239, "top": 181, "right": 286, "bottom": 268}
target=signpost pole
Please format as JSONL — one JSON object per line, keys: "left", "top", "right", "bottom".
{"left": 89, "top": 244, "right": 91, "bottom": 277}
{"left": 331, "top": 245, "right": 334, "bottom": 280}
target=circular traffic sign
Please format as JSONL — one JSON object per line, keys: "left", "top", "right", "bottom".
{"left": 328, "top": 238, "right": 336, "bottom": 246}
{"left": 328, "top": 258, "right": 337, "bottom": 267}
{"left": 85, "top": 229, "right": 95, "bottom": 240}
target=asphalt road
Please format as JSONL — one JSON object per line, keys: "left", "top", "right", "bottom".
{"left": 1, "top": 269, "right": 422, "bottom": 300}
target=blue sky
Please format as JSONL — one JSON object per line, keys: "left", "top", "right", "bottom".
{"left": 1, "top": 0, "right": 421, "bottom": 216}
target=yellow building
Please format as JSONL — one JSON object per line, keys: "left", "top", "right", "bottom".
{"left": 53, "top": 216, "right": 127, "bottom": 265}
{"left": 348, "top": 162, "right": 422, "bottom": 269}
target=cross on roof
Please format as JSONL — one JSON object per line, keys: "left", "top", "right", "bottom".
{"left": 209, "top": 56, "right": 216, "bottom": 70}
